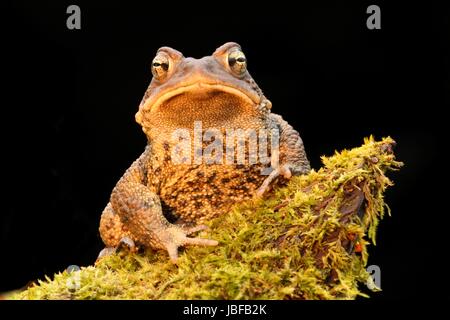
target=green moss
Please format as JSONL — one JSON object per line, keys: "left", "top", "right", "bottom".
{"left": 12, "top": 137, "right": 402, "bottom": 300}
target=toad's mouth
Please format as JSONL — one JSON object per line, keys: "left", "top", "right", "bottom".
{"left": 138, "top": 83, "right": 261, "bottom": 126}
{"left": 146, "top": 83, "right": 259, "bottom": 112}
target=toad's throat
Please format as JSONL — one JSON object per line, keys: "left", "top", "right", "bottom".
{"left": 148, "top": 87, "right": 258, "bottom": 127}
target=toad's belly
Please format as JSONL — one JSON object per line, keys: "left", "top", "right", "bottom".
{"left": 150, "top": 163, "right": 267, "bottom": 223}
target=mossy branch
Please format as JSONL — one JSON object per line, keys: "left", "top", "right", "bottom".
{"left": 12, "top": 136, "right": 402, "bottom": 300}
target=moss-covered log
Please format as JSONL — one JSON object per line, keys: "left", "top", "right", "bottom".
{"left": 12, "top": 137, "right": 402, "bottom": 300}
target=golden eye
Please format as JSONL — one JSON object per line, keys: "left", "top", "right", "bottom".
{"left": 151, "top": 53, "right": 170, "bottom": 80}
{"left": 227, "top": 49, "right": 247, "bottom": 75}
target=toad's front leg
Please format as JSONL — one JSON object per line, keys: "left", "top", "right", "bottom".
{"left": 100, "top": 147, "right": 218, "bottom": 263}
{"left": 256, "top": 114, "right": 311, "bottom": 197}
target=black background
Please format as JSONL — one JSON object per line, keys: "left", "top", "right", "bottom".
{"left": 1, "top": 1, "right": 448, "bottom": 300}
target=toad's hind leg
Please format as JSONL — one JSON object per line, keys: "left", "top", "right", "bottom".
{"left": 99, "top": 147, "right": 218, "bottom": 263}
{"left": 98, "top": 203, "right": 136, "bottom": 261}
{"left": 99, "top": 202, "right": 133, "bottom": 248}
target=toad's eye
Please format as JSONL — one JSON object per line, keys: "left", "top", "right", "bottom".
{"left": 227, "top": 49, "right": 247, "bottom": 76}
{"left": 151, "top": 53, "right": 170, "bottom": 80}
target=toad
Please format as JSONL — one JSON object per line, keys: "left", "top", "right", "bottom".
{"left": 99, "top": 42, "right": 310, "bottom": 262}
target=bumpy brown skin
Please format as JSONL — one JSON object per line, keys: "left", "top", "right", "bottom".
{"left": 99, "top": 42, "right": 310, "bottom": 263}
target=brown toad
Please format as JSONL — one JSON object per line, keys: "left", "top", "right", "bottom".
{"left": 99, "top": 42, "right": 310, "bottom": 262}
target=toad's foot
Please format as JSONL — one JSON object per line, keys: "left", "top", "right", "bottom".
{"left": 157, "top": 225, "right": 218, "bottom": 264}
{"left": 96, "top": 236, "right": 137, "bottom": 263}
{"left": 255, "top": 164, "right": 294, "bottom": 198}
